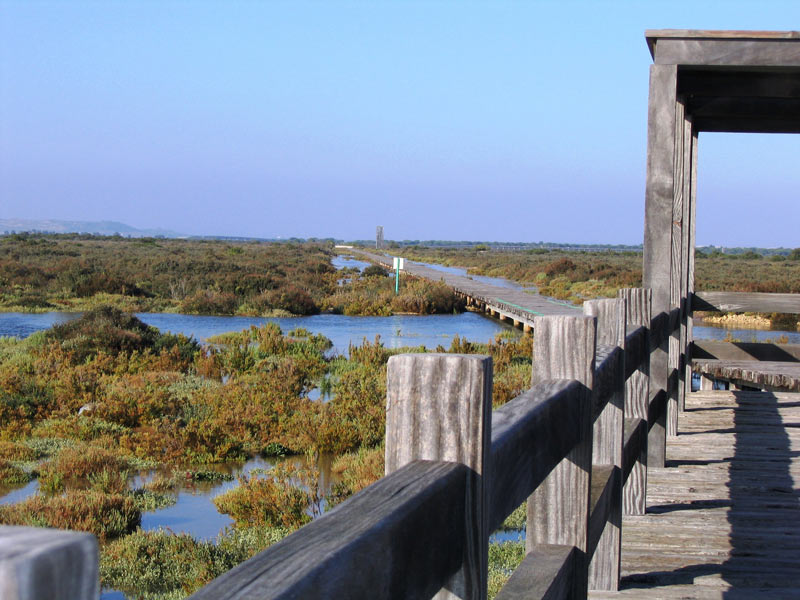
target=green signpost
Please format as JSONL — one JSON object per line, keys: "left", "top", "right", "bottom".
{"left": 393, "top": 257, "right": 404, "bottom": 294}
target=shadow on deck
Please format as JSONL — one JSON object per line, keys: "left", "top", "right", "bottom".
{"left": 592, "top": 390, "right": 800, "bottom": 599}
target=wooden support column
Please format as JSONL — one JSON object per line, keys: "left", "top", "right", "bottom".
{"left": 676, "top": 112, "right": 693, "bottom": 414}
{"left": 700, "top": 374, "right": 714, "bottom": 390}
{"left": 584, "top": 298, "right": 626, "bottom": 590}
{"left": 385, "top": 353, "right": 492, "bottom": 600}
{"left": 685, "top": 130, "right": 698, "bottom": 399}
{"left": 618, "top": 288, "right": 651, "bottom": 516}
{"left": 0, "top": 526, "right": 99, "bottom": 600}
{"left": 527, "top": 316, "right": 596, "bottom": 599}
{"left": 642, "top": 63, "right": 678, "bottom": 467}
{"left": 666, "top": 98, "right": 686, "bottom": 438}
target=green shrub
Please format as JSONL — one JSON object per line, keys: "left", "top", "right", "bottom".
{"left": 213, "top": 473, "right": 311, "bottom": 530}
{"left": 0, "top": 490, "right": 140, "bottom": 540}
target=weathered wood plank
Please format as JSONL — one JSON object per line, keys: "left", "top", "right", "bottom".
{"left": 618, "top": 289, "right": 651, "bottom": 516}
{"left": 651, "top": 38, "right": 800, "bottom": 66}
{"left": 692, "top": 360, "right": 800, "bottom": 392}
{"left": 693, "top": 291, "right": 800, "bottom": 314}
{"left": 488, "top": 380, "right": 584, "bottom": 533}
{"left": 691, "top": 340, "right": 800, "bottom": 362}
{"left": 0, "top": 526, "right": 99, "bottom": 600}
{"left": 584, "top": 299, "right": 625, "bottom": 591}
{"left": 528, "top": 316, "right": 596, "bottom": 599}
{"left": 385, "top": 353, "right": 492, "bottom": 600}
{"left": 590, "top": 390, "right": 800, "bottom": 599}
{"left": 495, "top": 545, "right": 577, "bottom": 600}
{"left": 623, "top": 326, "right": 647, "bottom": 381}
{"left": 621, "top": 417, "right": 646, "bottom": 483}
{"left": 189, "top": 461, "right": 468, "bottom": 600}
{"left": 684, "top": 129, "right": 698, "bottom": 406}
{"left": 587, "top": 465, "right": 618, "bottom": 562}
{"left": 666, "top": 98, "right": 685, "bottom": 439}
{"left": 677, "top": 113, "right": 692, "bottom": 413}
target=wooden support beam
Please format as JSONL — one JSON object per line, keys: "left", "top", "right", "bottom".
{"left": 618, "top": 288, "right": 652, "bottom": 515}
{"left": 495, "top": 545, "right": 578, "bottom": 600}
{"left": 583, "top": 299, "right": 625, "bottom": 590}
{"left": 685, "top": 129, "right": 698, "bottom": 405}
{"left": 693, "top": 291, "right": 800, "bottom": 314}
{"left": 621, "top": 417, "right": 646, "bottom": 484}
{"left": 528, "top": 315, "right": 596, "bottom": 599}
{"left": 587, "top": 465, "right": 618, "bottom": 563}
{"left": 0, "top": 526, "right": 99, "bottom": 600}
{"left": 666, "top": 97, "right": 686, "bottom": 439}
{"left": 488, "top": 380, "right": 585, "bottom": 533}
{"left": 642, "top": 62, "right": 677, "bottom": 468}
{"left": 385, "top": 353, "right": 492, "bottom": 600}
{"left": 691, "top": 340, "right": 800, "bottom": 362}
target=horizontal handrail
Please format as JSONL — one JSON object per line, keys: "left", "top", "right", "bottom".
{"left": 489, "top": 380, "right": 587, "bottom": 532}
{"left": 693, "top": 290, "right": 800, "bottom": 314}
{"left": 189, "top": 460, "right": 469, "bottom": 600}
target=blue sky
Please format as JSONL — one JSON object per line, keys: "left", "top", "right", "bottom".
{"left": 1, "top": 1, "right": 798, "bottom": 246}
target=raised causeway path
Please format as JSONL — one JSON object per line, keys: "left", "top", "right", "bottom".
{"left": 353, "top": 249, "right": 580, "bottom": 328}
{"left": 591, "top": 389, "right": 800, "bottom": 599}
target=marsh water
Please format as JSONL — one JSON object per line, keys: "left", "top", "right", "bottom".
{"left": 2, "top": 255, "right": 798, "bottom": 598}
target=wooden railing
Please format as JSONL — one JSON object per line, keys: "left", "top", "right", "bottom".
{"left": 2, "top": 287, "right": 685, "bottom": 600}
{"left": 686, "top": 290, "right": 800, "bottom": 393}
{"left": 186, "top": 287, "right": 677, "bottom": 600}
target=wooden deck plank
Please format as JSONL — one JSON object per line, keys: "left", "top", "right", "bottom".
{"left": 589, "top": 390, "right": 800, "bottom": 599}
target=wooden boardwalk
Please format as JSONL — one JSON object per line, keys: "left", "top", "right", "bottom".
{"left": 694, "top": 360, "right": 800, "bottom": 393}
{"left": 353, "top": 249, "right": 580, "bottom": 322}
{"left": 591, "top": 390, "right": 800, "bottom": 599}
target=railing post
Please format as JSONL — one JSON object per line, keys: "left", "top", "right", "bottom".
{"left": 700, "top": 374, "right": 714, "bottom": 390}
{"left": 618, "top": 288, "right": 651, "bottom": 515}
{"left": 527, "top": 315, "right": 596, "bottom": 599}
{"left": 584, "top": 298, "right": 626, "bottom": 591}
{"left": 385, "top": 353, "right": 492, "bottom": 600}
{"left": 0, "top": 525, "right": 99, "bottom": 600}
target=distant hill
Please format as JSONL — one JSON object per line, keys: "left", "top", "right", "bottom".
{"left": 0, "top": 218, "right": 184, "bottom": 238}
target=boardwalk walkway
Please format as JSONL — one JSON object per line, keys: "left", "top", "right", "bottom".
{"left": 353, "top": 249, "right": 580, "bottom": 322}
{"left": 591, "top": 390, "right": 800, "bottom": 599}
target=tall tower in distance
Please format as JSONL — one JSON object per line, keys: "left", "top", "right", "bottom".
{"left": 376, "top": 226, "right": 384, "bottom": 250}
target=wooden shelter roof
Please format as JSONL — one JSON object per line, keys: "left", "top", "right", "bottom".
{"left": 645, "top": 30, "right": 800, "bottom": 133}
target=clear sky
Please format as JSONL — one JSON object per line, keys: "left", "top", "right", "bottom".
{"left": 1, "top": 1, "right": 798, "bottom": 246}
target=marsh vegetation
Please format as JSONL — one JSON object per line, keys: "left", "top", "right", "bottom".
{"left": 0, "top": 307, "right": 531, "bottom": 598}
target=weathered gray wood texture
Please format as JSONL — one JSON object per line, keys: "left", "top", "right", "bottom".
{"left": 618, "top": 289, "right": 651, "bottom": 516}
{"left": 684, "top": 130, "right": 697, "bottom": 409}
{"left": 488, "top": 380, "right": 585, "bottom": 533}
{"left": 587, "top": 466, "right": 618, "bottom": 564}
{"left": 692, "top": 359, "right": 800, "bottom": 392}
{"left": 589, "top": 389, "right": 800, "bottom": 599}
{"left": 677, "top": 113, "right": 693, "bottom": 414}
{"left": 692, "top": 339, "right": 800, "bottom": 362}
{"left": 693, "top": 291, "right": 800, "bottom": 314}
{"left": 495, "top": 545, "right": 577, "bottom": 600}
{"left": 583, "top": 300, "right": 625, "bottom": 591}
{"left": 528, "top": 316, "right": 596, "bottom": 599}
{"left": 0, "top": 525, "right": 99, "bottom": 600}
{"left": 642, "top": 62, "right": 677, "bottom": 470}
{"left": 189, "top": 460, "right": 469, "bottom": 600}
{"left": 385, "top": 353, "right": 492, "bottom": 600}
{"left": 621, "top": 418, "right": 646, "bottom": 486}
{"left": 651, "top": 38, "right": 800, "bottom": 66}
{"left": 666, "top": 98, "right": 686, "bottom": 439}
